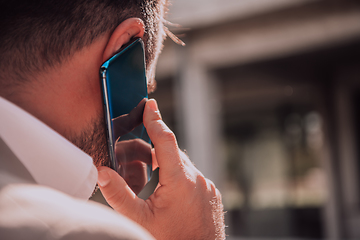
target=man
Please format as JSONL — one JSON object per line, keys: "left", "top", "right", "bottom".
{"left": 0, "top": 0, "right": 225, "bottom": 239}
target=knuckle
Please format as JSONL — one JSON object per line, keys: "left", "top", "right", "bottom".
{"left": 196, "top": 174, "right": 208, "bottom": 190}
{"left": 215, "top": 188, "right": 222, "bottom": 201}
{"left": 206, "top": 179, "right": 217, "bottom": 193}
{"left": 200, "top": 177, "right": 219, "bottom": 197}
{"left": 184, "top": 169, "right": 220, "bottom": 198}
{"left": 148, "top": 119, "right": 175, "bottom": 141}
{"left": 153, "top": 109, "right": 162, "bottom": 120}
{"left": 159, "top": 126, "right": 176, "bottom": 143}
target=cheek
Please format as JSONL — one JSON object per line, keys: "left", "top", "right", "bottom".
{"left": 87, "top": 75, "right": 103, "bottom": 114}
{"left": 80, "top": 75, "right": 103, "bottom": 119}
{"left": 63, "top": 71, "right": 103, "bottom": 130}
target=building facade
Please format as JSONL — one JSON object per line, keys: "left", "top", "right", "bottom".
{"left": 151, "top": 0, "right": 360, "bottom": 239}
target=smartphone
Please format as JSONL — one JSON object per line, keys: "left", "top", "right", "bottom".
{"left": 100, "top": 38, "right": 157, "bottom": 198}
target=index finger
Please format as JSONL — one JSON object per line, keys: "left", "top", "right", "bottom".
{"left": 143, "top": 99, "right": 183, "bottom": 185}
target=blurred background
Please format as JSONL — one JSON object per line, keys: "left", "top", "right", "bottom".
{"left": 149, "top": 0, "right": 360, "bottom": 239}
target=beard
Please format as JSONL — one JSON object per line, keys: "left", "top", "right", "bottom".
{"left": 68, "top": 115, "right": 110, "bottom": 168}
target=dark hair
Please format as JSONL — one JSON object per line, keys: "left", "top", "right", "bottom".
{"left": 0, "top": 0, "right": 166, "bottom": 89}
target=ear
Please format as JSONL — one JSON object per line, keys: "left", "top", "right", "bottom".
{"left": 103, "top": 18, "right": 145, "bottom": 62}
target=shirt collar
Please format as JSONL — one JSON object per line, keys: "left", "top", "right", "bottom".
{"left": 0, "top": 96, "right": 98, "bottom": 200}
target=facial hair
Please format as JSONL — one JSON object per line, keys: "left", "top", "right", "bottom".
{"left": 68, "top": 4, "right": 167, "bottom": 168}
{"left": 68, "top": 115, "right": 110, "bottom": 168}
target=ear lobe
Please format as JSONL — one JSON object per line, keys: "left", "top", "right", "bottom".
{"left": 103, "top": 18, "right": 145, "bottom": 62}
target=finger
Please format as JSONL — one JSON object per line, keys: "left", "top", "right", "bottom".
{"left": 143, "top": 99, "right": 183, "bottom": 184}
{"left": 97, "top": 166, "right": 146, "bottom": 221}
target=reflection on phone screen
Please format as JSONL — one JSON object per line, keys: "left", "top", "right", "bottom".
{"left": 111, "top": 99, "right": 152, "bottom": 195}
{"left": 101, "top": 39, "right": 157, "bottom": 198}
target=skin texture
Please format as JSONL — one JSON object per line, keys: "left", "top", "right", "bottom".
{"left": 2, "top": 15, "right": 226, "bottom": 240}
{"left": 98, "top": 99, "right": 225, "bottom": 240}
{"left": 8, "top": 18, "right": 147, "bottom": 168}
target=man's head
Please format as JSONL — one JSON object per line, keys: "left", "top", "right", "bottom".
{"left": 0, "top": 0, "right": 167, "bottom": 91}
{"left": 0, "top": 0, "right": 168, "bottom": 167}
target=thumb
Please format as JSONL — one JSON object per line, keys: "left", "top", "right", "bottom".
{"left": 97, "top": 166, "right": 147, "bottom": 222}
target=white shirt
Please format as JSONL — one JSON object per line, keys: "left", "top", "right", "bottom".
{"left": 0, "top": 96, "right": 97, "bottom": 199}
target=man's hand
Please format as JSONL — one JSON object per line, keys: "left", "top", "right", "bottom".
{"left": 97, "top": 99, "right": 225, "bottom": 240}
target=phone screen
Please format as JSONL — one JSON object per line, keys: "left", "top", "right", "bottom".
{"left": 100, "top": 38, "right": 156, "bottom": 198}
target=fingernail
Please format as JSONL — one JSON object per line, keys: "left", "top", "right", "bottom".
{"left": 97, "top": 170, "right": 111, "bottom": 187}
{"left": 147, "top": 99, "right": 158, "bottom": 112}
